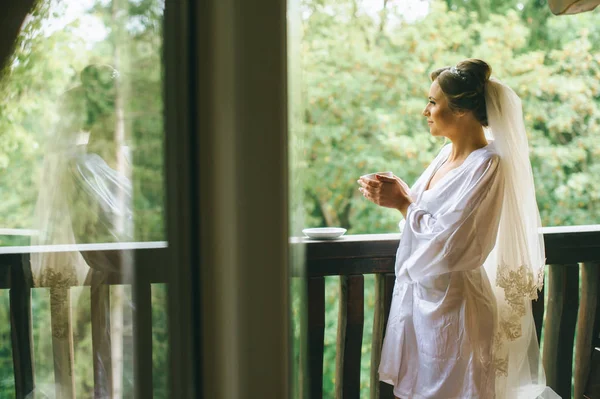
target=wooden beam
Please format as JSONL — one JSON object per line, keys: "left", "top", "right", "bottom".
{"left": 543, "top": 264, "right": 579, "bottom": 396}
{"left": 308, "top": 257, "right": 396, "bottom": 278}
{"left": 543, "top": 264, "right": 566, "bottom": 389}
{"left": 91, "top": 282, "right": 113, "bottom": 398}
{"left": 307, "top": 277, "right": 325, "bottom": 399}
{"left": 9, "top": 255, "right": 34, "bottom": 399}
{"left": 335, "top": 275, "right": 364, "bottom": 399}
{"left": 371, "top": 274, "right": 396, "bottom": 399}
{"left": 133, "top": 280, "right": 153, "bottom": 399}
{"left": 575, "top": 263, "right": 599, "bottom": 398}
{"left": 556, "top": 266, "right": 580, "bottom": 397}
{"left": 50, "top": 286, "right": 76, "bottom": 399}
{"left": 379, "top": 275, "right": 396, "bottom": 399}
{"left": 370, "top": 274, "right": 385, "bottom": 399}
{"left": 532, "top": 282, "right": 545, "bottom": 344}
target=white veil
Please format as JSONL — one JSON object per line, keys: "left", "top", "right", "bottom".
{"left": 27, "top": 65, "right": 133, "bottom": 399}
{"left": 482, "top": 79, "right": 560, "bottom": 398}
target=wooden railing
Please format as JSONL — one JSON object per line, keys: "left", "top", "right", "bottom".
{"left": 2, "top": 228, "right": 600, "bottom": 398}
{"left": 299, "top": 227, "right": 600, "bottom": 399}
{"left": 0, "top": 242, "right": 168, "bottom": 399}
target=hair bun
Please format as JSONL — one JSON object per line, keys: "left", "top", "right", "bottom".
{"left": 456, "top": 59, "right": 491, "bottom": 90}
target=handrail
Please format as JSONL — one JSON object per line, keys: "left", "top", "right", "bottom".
{"left": 0, "top": 229, "right": 39, "bottom": 236}
{"left": 290, "top": 228, "right": 600, "bottom": 277}
{"left": 0, "top": 242, "right": 169, "bottom": 399}
{"left": 0, "top": 240, "right": 168, "bottom": 255}
{"left": 296, "top": 231, "right": 600, "bottom": 399}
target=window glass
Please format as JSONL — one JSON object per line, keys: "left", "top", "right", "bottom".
{"left": 0, "top": 1, "right": 168, "bottom": 397}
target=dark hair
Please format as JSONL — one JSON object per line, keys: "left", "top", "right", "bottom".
{"left": 80, "top": 64, "right": 119, "bottom": 128}
{"left": 80, "top": 64, "right": 119, "bottom": 91}
{"left": 430, "top": 59, "right": 491, "bottom": 126}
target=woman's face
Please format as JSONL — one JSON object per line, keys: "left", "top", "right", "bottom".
{"left": 422, "top": 80, "right": 460, "bottom": 137}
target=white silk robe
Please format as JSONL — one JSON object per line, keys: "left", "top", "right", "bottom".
{"left": 379, "top": 142, "right": 505, "bottom": 399}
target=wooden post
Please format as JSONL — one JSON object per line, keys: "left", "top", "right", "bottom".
{"left": 379, "top": 274, "right": 396, "bottom": 399}
{"left": 133, "top": 279, "right": 154, "bottom": 399}
{"left": 50, "top": 286, "right": 76, "bottom": 399}
{"left": 557, "top": 265, "right": 580, "bottom": 397}
{"left": 307, "top": 277, "right": 325, "bottom": 399}
{"left": 532, "top": 282, "right": 545, "bottom": 344}
{"left": 542, "top": 263, "right": 579, "bottom": 397}
{"left": 371, "top": 274, "right": 395, "bottom": 399}
{"left": 9, "top": 255, "right": 35, "bottom": 399}
{"left": 543, "top": 264, "right": 565, "bottom": 389}
{"left": 370, "top": 274, "right": 386, "bottom": 399}
{"left": 111, "top": 0, "right": 129, "bottom": 392}
{"left": 335, "top": 275, "right": 364, "bottom": 399}
{"left": 575, "top": 263, "right": 599, "bottom": 398}
{"left": 91, "top": 282, "right": 113, "bottom": 398}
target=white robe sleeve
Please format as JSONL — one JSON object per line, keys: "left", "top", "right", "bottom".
{"left": 401, "top": 154, "right": 502, "bottom": 281}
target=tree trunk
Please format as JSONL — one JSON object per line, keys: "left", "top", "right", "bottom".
{"left": 379, "top": 0, "right": 388, "bottom": 34}
{"left": 111, "top": 0, "right": 128, "bottom": 396}
{"left": 351, "top": 0, "right": 370, "bottom": 50}
{"left": 318, "top": 198, "right": 340, "bottom": 227}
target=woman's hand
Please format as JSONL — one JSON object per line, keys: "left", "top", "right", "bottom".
{"left": 358, "top": 174, "right": 413, "bottom": 216}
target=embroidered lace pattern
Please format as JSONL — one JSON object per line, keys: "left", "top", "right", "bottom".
{"left": 492, "top": 263, "right": 545, "bottom": 376}
{"left": 39, "top": 268, "right": 78, "bottom": 339}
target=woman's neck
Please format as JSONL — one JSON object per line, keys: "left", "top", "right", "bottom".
{"left": 447, "top": 125, "right": 488, "bottom": 163}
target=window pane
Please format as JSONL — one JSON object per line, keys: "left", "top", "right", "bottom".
{"left": 0, "top": 0, "right": 165, "bottom": 247}
{"left": 0, "top": 1, "right": 168, "bottom": 398}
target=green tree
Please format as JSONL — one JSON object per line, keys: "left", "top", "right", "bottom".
{"left": 298, "top": 1, "right": 600, "bottom": 396}
{"left": 0, "top": 0, "right": 167, "bottom": 396}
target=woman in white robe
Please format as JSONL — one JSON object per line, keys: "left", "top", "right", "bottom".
{"left": 28, "top": 65, "right": 132, "bottom": 399}
{"left": 359, "top": 59, "right": 559, "bottom": 399}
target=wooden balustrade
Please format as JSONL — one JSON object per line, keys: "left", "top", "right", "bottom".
{"left": 0, "top": 243, "right": 167, "bottom": 399}
{"left": 300, "top": 227, "right": 600, "bottom": 399}
{"left": 1, "top": 227, "right": 600, "bottom": 398}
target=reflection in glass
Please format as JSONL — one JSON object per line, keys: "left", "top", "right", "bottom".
{"left": 0, "top": 0, "right": 166, "bottom": 397}
{"left": 288, "top": 0, "right": 308, "bottom": 397}
{"left": 0, "top": 0, "right": 165, "bottom": 246}
{"left": 32, "top": 64, "right": 132, "bottom": 283}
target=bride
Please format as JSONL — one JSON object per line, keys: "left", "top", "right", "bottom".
{"left": 28, "top": 64, "right": 131, "bottom": 398}
{"left": 359, "top": 59, "right": 560, "bottom": 398}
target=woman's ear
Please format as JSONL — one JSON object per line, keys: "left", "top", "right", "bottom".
{"left": 454, "top": 109, "right": 467, "bottom": 118}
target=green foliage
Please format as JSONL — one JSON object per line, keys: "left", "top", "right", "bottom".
{"left": 0, "top": 0, "right": 165, "bottom": 243}
{"left": 152, "top": 284, "right": 169, "bottom": 398}
{"left": 0, "top": 292, "right": 15, "bottom": 397}
{"left": 300, "top": 0, "right": 600, "bottom": 236}
{"left": 297, "top": 1, "right": 600, "bottom": 397}
{"left": 0, "top": 0, "right": 167, "bottom": 396}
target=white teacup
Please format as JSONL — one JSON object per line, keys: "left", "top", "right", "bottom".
{"left": 360, "top": 171, "right": 393, "bottom": 181}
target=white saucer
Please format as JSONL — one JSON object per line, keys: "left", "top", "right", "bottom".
{"left": 302, "top": 227, "right": 347, "bottom": 240}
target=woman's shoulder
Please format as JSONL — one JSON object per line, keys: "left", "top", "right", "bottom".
{"left": 461, "top": 140, "right": 497, "bottom": 161}
{"left": 468, "top": 144, "right": 500, "bottom": 179}
{"left": 480, "top": 141, "right": 500, "bottom": 163}
{"left": 458, "top": 142, "right": 500, "bottom": 178}
{"left": 434, "top": 142, "right": 453, "bottom": 162}
{"left": 440, "top": 142, "right": 453, "bottom": 154}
